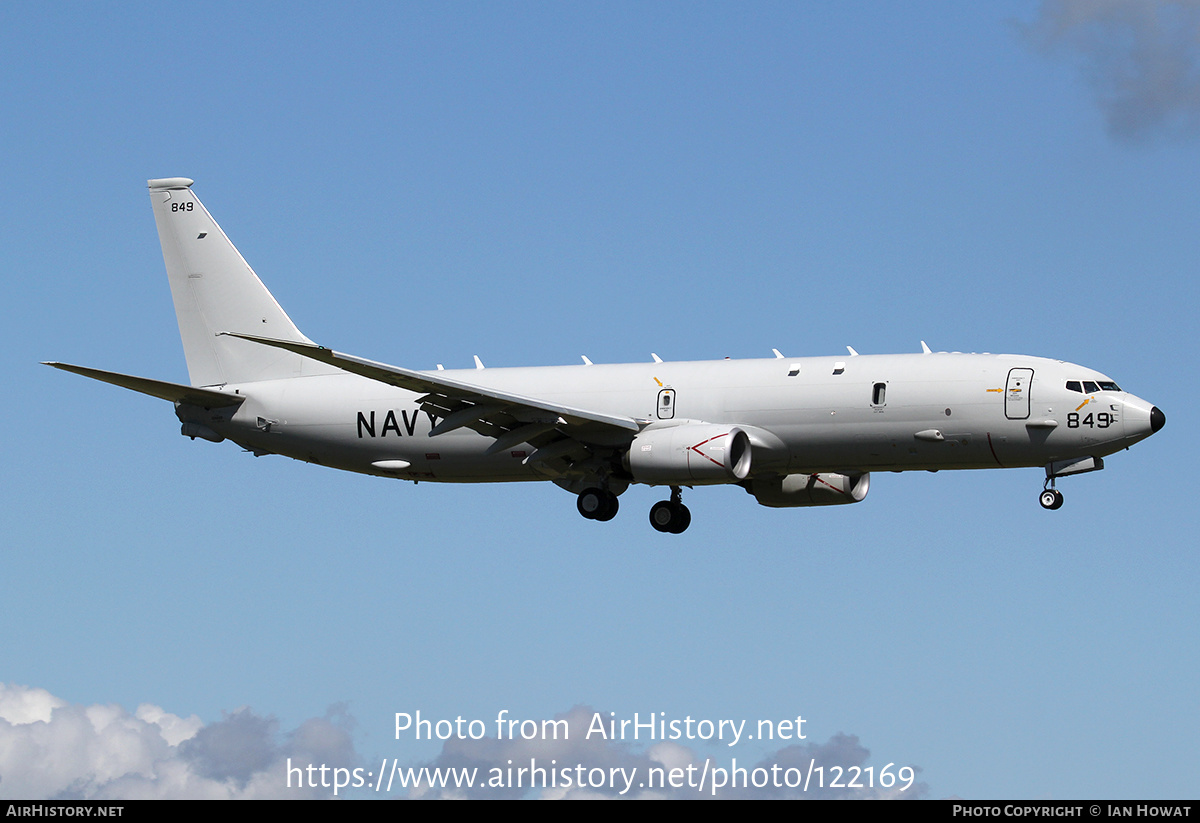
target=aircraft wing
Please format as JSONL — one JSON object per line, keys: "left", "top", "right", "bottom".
{"left": 225, "top": 334, "right": 642, "bottom": 449}
{"left": 44, "top": 362, "right": 246, "bottom": 408}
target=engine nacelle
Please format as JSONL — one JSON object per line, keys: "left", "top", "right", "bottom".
{"left": 747, "top": 472, "right": 870, "bottom": 508}
{"left": 626, "top": 424, "right": 752, "bottom": 485}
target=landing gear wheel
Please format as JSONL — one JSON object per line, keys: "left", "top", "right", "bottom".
{"left": 594, "top": 493, "right": 619, "bottom": 522}
{"left": 578, "top": 488, "right": 606, "bottom": 520}
{"left": 671, "top": 503, "right": 691, "bottom": 533}
{"left": 649, "top": 500, "right": 691, "bottom": 533}
{"left": 1039, "top": 489, "right": 1064, "bottom": 510}
{"left": 649, "top": 501, "right": 674, "bottom": 532}
{"left": 578, "top": 488, "right": 619, "bottom": 521}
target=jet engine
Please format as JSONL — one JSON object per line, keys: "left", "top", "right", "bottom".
{"left": 625, "top": 424, "right": 752, "bottom": 485}
{"left": 746, "top": 472, "right": 870, "bottom": 507}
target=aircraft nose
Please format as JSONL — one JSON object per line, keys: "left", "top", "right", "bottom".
{"left": 1120, "top": 396, "right": 1162, "bottom": 443}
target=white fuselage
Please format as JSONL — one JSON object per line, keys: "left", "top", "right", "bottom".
{"left": 212, "top": 351, "right": 1158, "bottom": 484}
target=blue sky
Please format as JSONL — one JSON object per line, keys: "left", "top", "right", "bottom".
{"left": 2, "top": 1, "right": 1196, "bottom": 799}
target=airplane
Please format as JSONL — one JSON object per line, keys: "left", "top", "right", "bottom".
{"left": 46, "top": 178, "right": 1165, "bottom": 533}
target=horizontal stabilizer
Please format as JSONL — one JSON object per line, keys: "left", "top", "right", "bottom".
{"left": 44, "top": 362, "right": 246, "bottom": 408}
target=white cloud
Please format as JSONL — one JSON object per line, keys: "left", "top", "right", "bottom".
{"left": 1, "top": 689, "right": 928, "bottom": 800}
{"left": 0, "top": 684, "right": 355, "bottom": 799}
{"left": 0, "top": 684, "right": 66, "bottom": 724}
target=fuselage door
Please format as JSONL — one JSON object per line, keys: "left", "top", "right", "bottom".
{"left": 1005, "top": 368, "right": 1033, "bottom": 420}
{"left": 657, "top": 389, "right": 676, "bottom": 420}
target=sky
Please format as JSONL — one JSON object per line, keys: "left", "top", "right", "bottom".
{"left": 2, "top": 0, "right": 1197, "bottom": 800}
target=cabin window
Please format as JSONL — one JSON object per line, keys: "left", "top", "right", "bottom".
{"left": 872, "top": 382, "right": 886, "bottom": 406}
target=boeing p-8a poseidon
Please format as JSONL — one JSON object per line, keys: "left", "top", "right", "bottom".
{"left": 47, "top": 178, "right": 1165, "bottom": 533}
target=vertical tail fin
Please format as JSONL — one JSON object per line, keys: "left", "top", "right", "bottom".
{"left": 148, "top": 178, "right": 329, "bottom": 387}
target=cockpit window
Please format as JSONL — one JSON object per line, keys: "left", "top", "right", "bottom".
{"left": 1067, "top": 379, "right": 1121, "bottom": 394}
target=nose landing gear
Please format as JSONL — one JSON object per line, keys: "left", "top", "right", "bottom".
{"left": 649, "top": 486, "right": 691, "bottom": 533}
{"left": 1039, "top": 485, "right": 1064, "bottom": 510}
{"left": 1039, "top": 456, "right": 1104, "bottom": 510}
{"left": 1036, "top": 477, "right": 1065, "bottom": 508}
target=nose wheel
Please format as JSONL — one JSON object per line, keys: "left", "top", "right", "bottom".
{"left": 1039, "top": 484, "right": 1064, "bottom": 510}
{"left": 649, "top": 486, "right": 691, "bottom": 533}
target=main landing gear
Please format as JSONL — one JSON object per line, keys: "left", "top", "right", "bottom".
{"left": 649, "top": 486, "right": 691, "bottom": 534}
{"left": 1039, "top": 480, "right": 1064, "bottom": 510}
{"left": 577, "top": 487, "right": 619, "bottom": 522}
{"left": 576, "top": 485, "right": 692, "bottom": 533}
